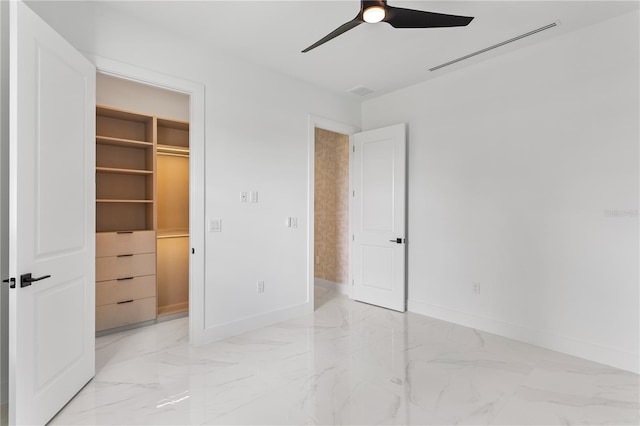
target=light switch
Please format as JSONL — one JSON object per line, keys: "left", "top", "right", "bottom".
{"left": 292, "top": 217, "right": 298, "bottom": 228}
{"left": 208, "top": 218, "right": 222, "bottom": 232}
{"left": 240, "top": 192, "right": 248, "bottom": 202}
{"left": 250, "top": 191, "right": 258, "bottom": 203}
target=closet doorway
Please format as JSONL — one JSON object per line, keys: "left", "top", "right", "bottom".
{"left": 95, "top": 73, "right": 191, "bottom": 334}
{"left": 314, "top": 128, "right": 350, "bottom": 298}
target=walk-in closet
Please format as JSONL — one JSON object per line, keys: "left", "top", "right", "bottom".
{"left": 94, "top": 74, "right": 190, "bottom": 333}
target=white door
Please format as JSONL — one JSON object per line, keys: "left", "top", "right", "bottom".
{"left": 9, "top": 2, "right": 96, "bottom": 424}
{"left": 351, "top": 124, "right": 406, "bottom": 312}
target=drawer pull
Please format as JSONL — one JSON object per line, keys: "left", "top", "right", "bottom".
{"left": 117, "top": 300, "right": 134, "bottom": 304}
{"left": 116, "top": 231, "right": 134, "bottom": 234}
{"left": 117, "top": 254, "right": 134, "bottom": 258}
{"left": 117, "top": 277, "right": 134, "bottom": 281}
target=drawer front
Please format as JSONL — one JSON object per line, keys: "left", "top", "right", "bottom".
{"left": 96, "top": 231, "right": 156, "bottom": 257}
{"left": 96, "top": 275, "right": 156, "bottom": 306}
{"left": 96, "top": 297, "right": 156, "bottom": 332}
{"left": 96, "top": 253, "right": 156, "bottom": 282}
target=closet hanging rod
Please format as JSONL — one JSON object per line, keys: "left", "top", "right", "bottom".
{"left": 157, "top": 233, "right": 189, "bottom": 239}
{"left": 157, "top": 145, "right": 189, "bottom": 153}
{"left": 157, "top": 152, "right": 190, "bottom": 158}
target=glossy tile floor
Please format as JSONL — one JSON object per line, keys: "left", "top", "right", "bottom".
{"left": 51, "top": 287, "right": 639, "bottom": 425}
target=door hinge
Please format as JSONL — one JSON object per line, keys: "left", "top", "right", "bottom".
{"left": 352, "top": 190, "right": 355, "bottom": 197}
{"left": 2, "top": 278, "right": 16, "bottom": 289}
{"left": 352, "top": 234, "right": 355, "bottom": 242}
{"left": 352, "top": 145, "right": 355, "bottom": 153}
{"left": 192, "top": 248, "right": 195, "bottom": 254}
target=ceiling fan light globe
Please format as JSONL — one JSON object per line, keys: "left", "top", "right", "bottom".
{"left": 363, "top": 6, "right": 385, "bottom": 23}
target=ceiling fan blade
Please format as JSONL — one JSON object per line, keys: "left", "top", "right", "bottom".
{"left": 302, "top": 17, "right": 362, "bottom": 53}
{"left": 384, "top": 6, "right": 473, "bottom": 29}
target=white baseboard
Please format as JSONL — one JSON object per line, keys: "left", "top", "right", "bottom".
{"left": 314, "top": 278, "right": 350, "bottom": 296}
{"left": 408, "top": 299, "right": 639, "bottom": 374}
{"left": 198, "top": 301, "right": 313, "bottom": 344}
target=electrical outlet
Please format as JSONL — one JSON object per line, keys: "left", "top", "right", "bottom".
{"left": 250, "top": 191, "right": 258, "bottom": 203}
{"left": 257, "top": 280, "right": 265, "bottom": 293}
{"left": 472, "top": 282, "right": 481, "bottom": 295}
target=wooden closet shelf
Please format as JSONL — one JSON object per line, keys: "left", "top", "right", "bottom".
{"left": 96, "top": 167, "right": 153, "bottom": 175}
{"left": 157, "top": 118, "right": 189, "bottom": 130}
{"left": 97, "top": 105, "right": 153, "bottom": 123}
{"left": 96, "top": 136, "right": 153, "bottom": 148}
{"left": 96, "top": 199, "right": 154, "bottom": 204}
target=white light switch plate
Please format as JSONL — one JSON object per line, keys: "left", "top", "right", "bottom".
{"left": 208, "top": 218, "right": 222, "bottom": 232}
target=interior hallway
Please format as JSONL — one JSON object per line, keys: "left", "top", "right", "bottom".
{"left": 50, "top": 287, "right": 639, "bottom": 425}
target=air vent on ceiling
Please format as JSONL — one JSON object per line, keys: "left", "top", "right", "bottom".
{"left": 347, "top": 85, "right": 375, "bottom": 97}
{"left": 429, "top": 22, "right": 559, "bottom": 72}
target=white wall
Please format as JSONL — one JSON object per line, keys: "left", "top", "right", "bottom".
{"left": 0, "top": 0, "right": 10, "bottom": 408}
{"left": 26, "top": 2, "right": 361, "bottom": 340}
{"left": 97, "top": 73, "right": 189, "bottom": 121}
{"left": 362, "top": 11, "right": 639, "bottom": 373}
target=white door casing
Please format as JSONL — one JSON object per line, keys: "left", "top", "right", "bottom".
{"left": 351, "top": 124, "right": 406, "bottom": 312}
{"left": 91, "top": 57, "right": 206, "bottom": 345}
{"left": 9, "top": 2, "right": 96, "bottom": 424}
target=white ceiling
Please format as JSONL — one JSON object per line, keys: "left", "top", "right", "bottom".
{"left": 28, "top": 1, "right": 639, "bottom": 98}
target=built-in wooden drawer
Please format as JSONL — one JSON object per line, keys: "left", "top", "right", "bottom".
{"left": 96, "top": 230, "right": 156, "bottom": 258}
{"left": 96, "top": 275, "right": 156, "bottom": 306}
{"left": 96, "top": 296, "right": 156, "bottom": 332}
{"left": 96, "top": 253, "right": 156, "bottom": 282}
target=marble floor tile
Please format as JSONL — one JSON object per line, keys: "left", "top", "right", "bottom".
{"left": 49, "top": 287, "right": 639, "bottom": 425}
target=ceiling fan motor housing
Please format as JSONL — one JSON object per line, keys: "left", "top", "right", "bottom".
{"left": 361, "top": 0, "right": 387, "bottom": 13}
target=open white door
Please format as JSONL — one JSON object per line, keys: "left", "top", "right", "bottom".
{"left": 9, "top": 2, "right": 95, "bottom": 424}
{"left": 351, "top": 124, "right": 406, "bottom": 312}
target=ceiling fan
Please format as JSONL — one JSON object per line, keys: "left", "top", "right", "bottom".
{"left": 302, "top": 0, "right": 474, "bottom": 53}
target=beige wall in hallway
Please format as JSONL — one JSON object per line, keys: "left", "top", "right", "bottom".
{"left": 314, "top": 128, "right": 349, "bottom": 286}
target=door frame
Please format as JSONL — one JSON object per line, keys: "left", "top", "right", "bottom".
{"left": 91, "top": 55, "right": 207, "bottom": 345}
{"left": 307, "top": 115, "right": 359, "bottom": 306}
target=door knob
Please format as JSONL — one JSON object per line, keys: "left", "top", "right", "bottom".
{"left": 389, "top": 238, "right": 405, "bottom": 244}
{"left": 20, "top": 273, "right": 51, "bottom": 288}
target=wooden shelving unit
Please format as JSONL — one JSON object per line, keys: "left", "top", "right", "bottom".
{"left": 95, "top": 105, "right": 157, "bottom": 332}
{"left": 156, "top": 116, "right": 190, "bottom": 318}
{"left": 95, "top": 105, "right": 190, "bottom": 333}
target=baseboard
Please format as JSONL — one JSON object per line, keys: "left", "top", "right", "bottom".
{"left": 408, "top": 299, "right": 639, "bottom": 374}
{"left": 314, "top": 278, "right": 350, "bottom": 296}
{"left": 199, "top": 301, "right": 313, "bottom": 344}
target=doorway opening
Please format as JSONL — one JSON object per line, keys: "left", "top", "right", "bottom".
{"left": 95, "top": 73, "right": 191, "bottom": 334}
{"left": 307, "top": 116, "right": 360, "bottom": 310}
{"left": 313, "top": 128, "right": 350, "bottom": 303}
